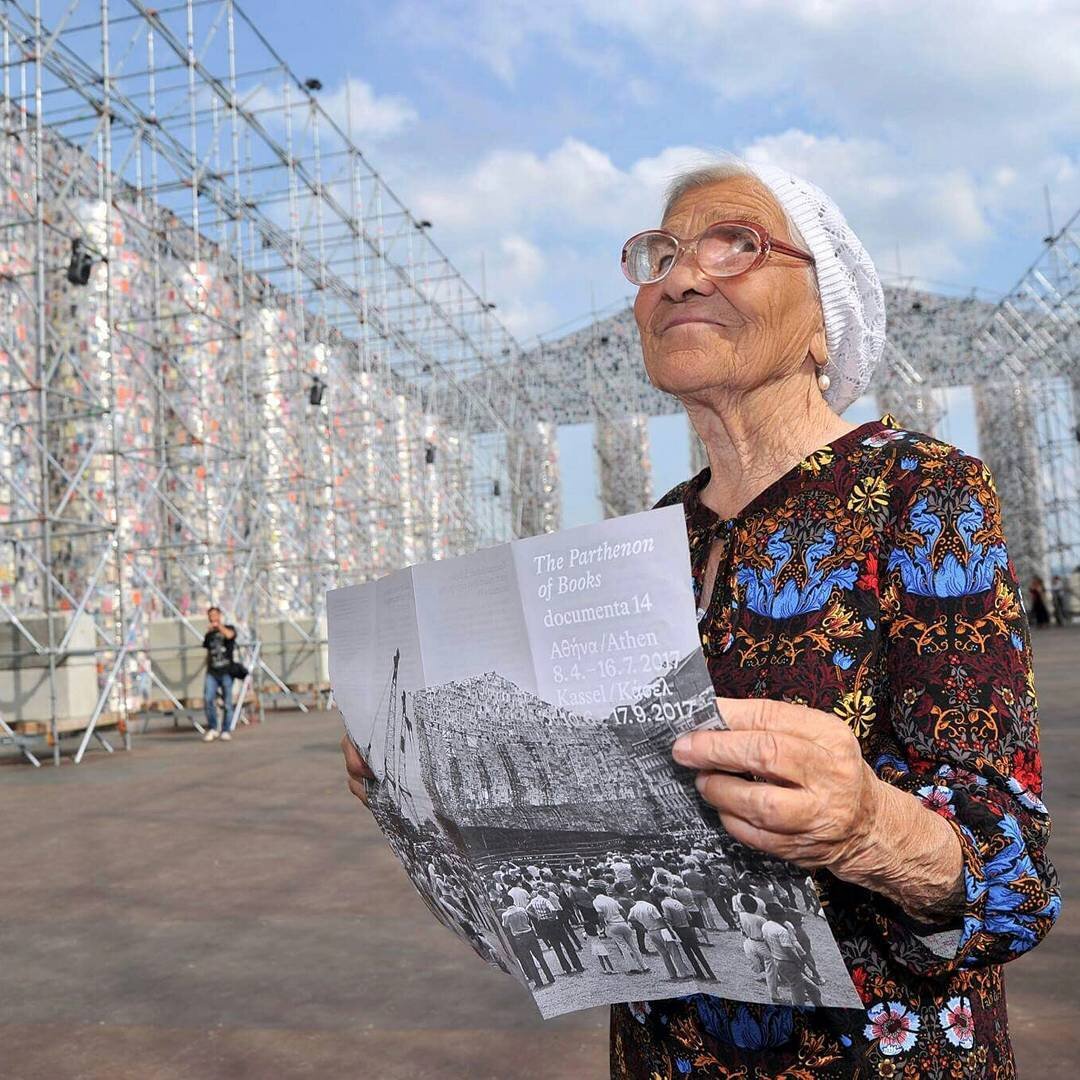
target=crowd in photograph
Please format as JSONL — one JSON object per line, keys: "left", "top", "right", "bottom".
{"left": 481, "top": 833, "right": 827, "bottom": 1005}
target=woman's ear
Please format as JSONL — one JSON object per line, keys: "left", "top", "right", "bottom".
{"left": 807, "top": 323, "right": 829, "bottom": 369}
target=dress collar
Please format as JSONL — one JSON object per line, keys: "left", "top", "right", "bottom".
{"left": 683, "top": 414, "right": 899, "bottom": 531}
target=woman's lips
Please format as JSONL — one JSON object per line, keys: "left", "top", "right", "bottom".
{"left": 660, "top": 317, "right": 731, "bottom": 332}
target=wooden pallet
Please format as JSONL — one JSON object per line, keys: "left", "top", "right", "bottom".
{"left": 13, "top": 713, "right": 121, "bottom": 736}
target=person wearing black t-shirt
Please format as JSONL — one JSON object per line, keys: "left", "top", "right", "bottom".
{"left": 201, "top": 606, "right": 237, "bottom": 742}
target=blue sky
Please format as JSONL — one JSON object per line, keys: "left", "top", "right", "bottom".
{"left": 117, "top": 2, "right": 1080, "bottom": 522}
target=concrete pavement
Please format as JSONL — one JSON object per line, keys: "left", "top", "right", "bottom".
{"left": 1, "top": 627, "right": 1076, "bottom": 1078}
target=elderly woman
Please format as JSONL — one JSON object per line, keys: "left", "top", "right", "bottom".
{"left": 607, "top": 159, "right": 1060, "bottom": 1077}
{"left": 343, "top": 158, "right": 1061, "bottom": 1077}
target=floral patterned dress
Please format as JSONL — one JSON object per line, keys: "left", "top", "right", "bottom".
{"left": 610, "top": 414, "right": 1061, "bottom": 1079}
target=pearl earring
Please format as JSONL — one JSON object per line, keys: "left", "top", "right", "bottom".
{"left": 815, "top": 356, "right": 831, "bottom": 393}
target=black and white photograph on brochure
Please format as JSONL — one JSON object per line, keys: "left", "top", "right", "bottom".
{"left": 329, "top": 506, "right": 862, "bottom": 1017}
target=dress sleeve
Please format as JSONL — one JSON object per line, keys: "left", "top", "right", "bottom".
{"left": 874, "top": 450, "right": 1061, "bottom": 976}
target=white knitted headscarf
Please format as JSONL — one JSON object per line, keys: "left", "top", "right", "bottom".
{"left": 746, "top": 163, "right": 886, "bottom": 415}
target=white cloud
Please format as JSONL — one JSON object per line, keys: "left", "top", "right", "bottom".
{"left": 388, "top": 0, "right": 581, "bottom": 85}
{"left": 740, "top": 129, "right": 990, "bottom": 280}
{"left": 242, "top": 77, "right": 416, "bottom": 143}
{"left": 319, "top": 78, "right": 417, "bottom": 141}
{"left": 413, "top": 138, "right": 716, "bottom": 236}
{"left": 498, "top": 234, "right": 545, "bottom": 285}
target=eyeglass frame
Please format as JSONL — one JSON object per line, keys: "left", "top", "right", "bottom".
{"left": 620, "top": 219, "right": 816, "bottom": 286}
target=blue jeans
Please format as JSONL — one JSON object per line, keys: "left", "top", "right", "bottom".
{"left": 205, "top": 671, "right": 234, "bottom": 731}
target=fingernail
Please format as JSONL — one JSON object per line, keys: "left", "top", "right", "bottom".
{"left": 672, "top": 734, "right": 692, "bottom": 761}
{"left": 694, "top": 772, "right": 708, "bottom": 793}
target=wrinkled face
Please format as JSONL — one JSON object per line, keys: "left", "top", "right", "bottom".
{"left": 633, "top": 176, "right": 826, "bottom": 398}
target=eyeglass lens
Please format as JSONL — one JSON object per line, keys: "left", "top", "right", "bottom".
{"left": 624, "top": 223, "right": 762, "bottom": 284}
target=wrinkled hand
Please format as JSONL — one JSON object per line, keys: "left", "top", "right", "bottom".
{"left": 672, "top": 696, "right": 881, "bottom": 875}
{"left": 341, "top": 734, "right": 375, "bottom": 808}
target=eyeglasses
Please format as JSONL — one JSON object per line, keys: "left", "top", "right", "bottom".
{"left": 620, "top": 219, "right": 815, "bottom": 287}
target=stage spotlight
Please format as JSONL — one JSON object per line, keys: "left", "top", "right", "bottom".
{"left": 424, "top": 443, "right": 436, "bottom": 465}
{"left": 66, "top": 239, "right": 93, "bottom": 286}
{"left": 416, "top": 219, "right": 432, "bottom": 230}
{"left": 308, "top": 376, "right": 326, "bottom": 406}
{"left": 492, "top": 480, "right": 501, "bottom": 497}
{"left": 304, "top": 78, "right": 323, "bottom": 91}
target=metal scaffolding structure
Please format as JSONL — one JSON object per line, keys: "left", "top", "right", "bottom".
{"left": 0, "top": 0, "right": 526, "bottom": 764}
{"left": 969, "top": 219, "right": 1080, "bottom": 587}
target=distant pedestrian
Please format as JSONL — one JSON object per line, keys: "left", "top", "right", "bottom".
{"left": 1051, "top": 575, "right": 1072, "bottom": 626}
{"left": 671, "top": 876, "right": 711, "bottom": 945}
{"left": 571, "top": 881, "right": 602, "bottom": 935}
{"left": 681, "top": 864, "right": 717, "bottom": 931}
{"left": 527, "top": 891, "right": 582, "bottom": 975}
{"left": 628, "top": 897, "right": 684, "bottom": 981}
{"left": 543, "top": 885, "right": 581, "bottom": 948}
{"left": 784, "top": 908, "right": 825, "bottom": 1006}
{"left": 507, "top": 881, "right": 531, "bottom": 908}
{"left": 201, "top": 606, "right": 237, "bottom": 741}
{"left": 736, "top": 893, "right": 771, "bottom": 982}
{"left": 1029, "top": 576, "right": 1051, "bottom": 627}
{"left": 501, "top": 902, "right": 554, "bottom": 989}
{"left": 658, "top": 888, "right": 715, "bottom": 981}
{"left": 593, "top": 887, "right": 648, "bottom": 973}
{"left": 762, "top": 902, "right": 810, "bottom": 1005}
{"left": 587, "top": 927, "right": 616, "bottom": 974}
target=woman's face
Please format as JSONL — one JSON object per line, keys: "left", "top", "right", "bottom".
{"left": 633, "top": 175, "right": 826, "bottom": 399}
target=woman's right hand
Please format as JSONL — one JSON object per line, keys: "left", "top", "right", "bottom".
{"left": 341, "top": 734, "right": 375, "bottom": 807}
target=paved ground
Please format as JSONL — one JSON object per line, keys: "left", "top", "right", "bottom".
{"left": 1, "top": 627, "right": 1076, "bottom": 1079}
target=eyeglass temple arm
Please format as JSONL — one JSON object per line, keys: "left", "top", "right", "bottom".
{"left": 769, "top": 239, "right": 815, "bottom": 264}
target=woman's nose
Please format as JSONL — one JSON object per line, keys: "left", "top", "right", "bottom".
{"left": 662, "top": 245, "right": 717, "bottom": 302}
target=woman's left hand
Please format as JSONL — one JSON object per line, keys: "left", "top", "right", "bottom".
{"left": 672, "top": 696, "right": 882, "bottom": 875}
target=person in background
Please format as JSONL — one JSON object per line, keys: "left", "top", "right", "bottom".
{"left": 658, "top": 887, "right": 717, "bottom": 981}
{"left": 500, "top": 900, "right": 553, "bottom": 990}
{"left": 735, "top": 893, "right": 770, "bottom": 983}
{"left": 671, "top": 874, "right": 712, "bottom": 946}
{"left": 681, "top": 862, "right": 717, "bottom": 931}
{"left": 201, "top": 606, "right": 237, "bottom": 742}
{"left": 527, "top": 890, "right": 582, "bottom": 976}
{"left": 782, "top": 907, "right": 825, "bottom": 1006}
{"left": 593, "top": 884, "right": 648, "bottom": 974}
{"left": 541, "top": 882, "right": 580, "bottom": 949}
{"left": 587, "top": 926, "right": 616, "bottom": 975}
{"left": 628, "top": 895, "right": 683, "bottom": 981}
{"left": 761, "top": 901, "right": 810, "bottom": 1006}
{"left": 570, "top": 879, "right": 602, "bottom": 936}
{"left": 1029, "top": 576, "right": 1051, "bottom": 627}
{"left": 1051, "top": 574, "right": 1072, "bottom": 626}
{"left": 506, "top": 879, "right": 531, "bottom": 909}
{"left": 610, "top": 853, "right": 636, "bottom": 885}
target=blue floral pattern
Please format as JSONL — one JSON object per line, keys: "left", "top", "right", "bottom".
{"left": 738, "top": 529, "right": 859, "bottom": 617}
{"left": 887, "top": 492, "right": 1008, "bottom": 597}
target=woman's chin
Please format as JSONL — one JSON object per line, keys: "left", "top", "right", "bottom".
{"left": 643, "top": 356, "right": 737, "bottom": 398}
